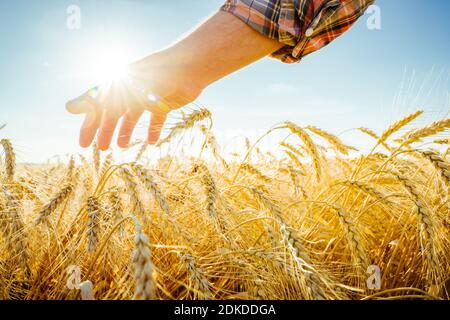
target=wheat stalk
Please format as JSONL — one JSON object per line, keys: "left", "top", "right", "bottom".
{"left": 394, "top": 171, "right": 441, "bottom": 288}
{"left": 157, "top": 108, "right": 212, "bottom": 147}
{"left": 93, "top": 142, "right": 101, "bottom": 173}
{"left": 284, "top": 150, "right": 306, "bottom": 175}
{"left": 193, "top": 164, "right": 217, "bottom": 220}
{"left": 282, "top": 122, "right": 322, "bottom": 182}
{"left": 1, "top": 139, "right": 15, "bottom": 181}
{"left": 119, "top": 167, "right": 146, "bottom": 219}
{"left": 66, "top": 156, "right": 75, "bottom": 180}
{"left": 241, "top": 163, "right": 271, "bottom": 183}
{"left": 200, "top": 124, "right": 220, "bottom": 160}
{"left": 100, "top": 153, "right": 113, "bottom": 178}
{"left": 419, "top": 150, "right": 449, "bottom": 186}
{"left": 135, "top": 142, "right": 148, "bottom": 162}
{"left": 133, "top": 165, "right": 170, "bottom": 215}
{"left": 87, "top": 196, "right": 101, "bottom": 253}
{"left": 133, "top": 219, "right": 156, "bottom": 300}
{"left": 108, "top": 187, "right": 125, "bottom": 236}
{"left": 432, "top": 138, "right": 449, "bottom": 145}
{"left": 340, "top": 180, "right": 394, "bottom": 204}
{"left": 378, "top": 111, "right": 423, "bottom": 146}
{"left": 179, "top": 252, "right": 213, "bottom": 300}
{"left": 35, "top": 184, "right": 73, "bottom": 225}
{"left": 281, "top": 142, "right": 305, "bottom": 158}
{"left": 358, "top": 127, "right": 392, "bottom": 151}
{"left": 401, "top": 118, "right": 450, "bottom": 146}
{"left": 330, "top": 203, "right": 369, "bottom": 270}
{"left": 280, "top": 224, "right": 327, "bottom": 299}
{"left": 248, "top": 186, "right": 328, "bottom": 299}
{"left": 1, "top": 187, "right": 30, "bottom": 275}
{"left": 1, "top": 111, "right": 450, "bottom": 300}
{"left": 306, "top": 126, "right": 356, "bottom": 155}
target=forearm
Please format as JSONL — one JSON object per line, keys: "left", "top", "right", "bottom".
{"left": 68, "top": 1, "right": 374, "bottom": 150}
{"left": 70, "top": 10, "right": 283, "bottom": 150}
{"left": 131, "top": 11, "right": 283, "bottom": 89}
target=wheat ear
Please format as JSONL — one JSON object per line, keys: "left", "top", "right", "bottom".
{"left": 133, "top": 165, "right": 170, "bottom": 215}
{"left": 401, "top": 118, "right": 450, "bottom": 146}
{"left": 66, "top": 156, "right": 75, "bottom": 180}
{"left": 284, "top": 150, "right": 306, "bottom": 175}
{"left": 249, "top": 187, "right": 326, "bottom": 299}
{"left": 108, "top": 188, "right": 125, "bottom": 236}
{"left": 35, "top": 184, "right": 73, "bottom": 225}
{"left": 135, "top": 142, "right": 148, "bottom": 162}
{"left": 282, "top": 122, "right": 322, "bottom": 182}
{"left": 358, "top": 127, "right": 392, "bottom": 151}
{"left": 281, "top": 142, "right": 305, "bottom": 158}
{"left": 119, "top": 167, "right": 146, "bottom": 219}
{"left": 100, "top": 153, "right": 113, "bottom": 178}
{"left": 340, "top": 180, "right": 393, "bottom": 204}
{"left": 157, "top": 108, "right": 212, "bottom": 147}
{"left": 193, "top": 164, "right": 227, "bottom": 235}
{"left": 378, "top": 110, "right": 423, "bottom": 146}
{"left": 193, "top": 164, "right": 217, "bottom": 220}
{"left": 330, "top": 204, "right": 369, "bottom": 270}
{"left": 87, "top": 196, "right": 101, "bottom": 253}
{"left": 241, "top": 163, "right": 271, "bottom": 183}
{"left": 419, "top": 150, "right": 449, "bottom": 186}
{"left": 1, "top": 187, "right": 30, "bottom": 275}
{"left": 133, "top": 219, "right": 156, "bottom": 300}
{"left": 92, "top": 142, "right": 101, "bottom": 173}
{"left": 179, "top": 252, "right": 213, "bottom": 300}
{"left": 394, "top": 171, "right": 440, "bottom": 286}
{"left": 280, "top": 224, "right": 326, "bottom": 299}
{"left": 1, "top": 139, "right": 15, "bottom": 181}
{"left": 200, "top": 124, "right": 220, "bottom": 160}
{"left": 306, "top": 126, "right": 356, "bottom": 155}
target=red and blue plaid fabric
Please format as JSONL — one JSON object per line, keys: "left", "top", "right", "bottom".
{"left": 221, "top": 0, "right": 375, "bottom": 63}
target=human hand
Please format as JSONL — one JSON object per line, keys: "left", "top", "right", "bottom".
{"left": 66, "top": 62, "right": 202, "bottom": 151}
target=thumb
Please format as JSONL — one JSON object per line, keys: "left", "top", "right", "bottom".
{"left": 66, "top": 88, "right": 101, "bottom": 114}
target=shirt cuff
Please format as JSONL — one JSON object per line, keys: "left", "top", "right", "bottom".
{"left": 221, "top": 0, "right": 375, "bottom": 64}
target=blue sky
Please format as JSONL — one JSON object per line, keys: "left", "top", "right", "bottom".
{"left": 0, "top": 0, "right": 449, "bottom": 163}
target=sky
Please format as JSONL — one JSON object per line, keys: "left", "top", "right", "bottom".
{"left": 0, "top": 0, "right": 449, "bottom": 163}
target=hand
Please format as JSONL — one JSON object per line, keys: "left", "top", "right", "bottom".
{"left": 66, "top": 10, "right": 282, "bottom": 151}
{"left": 66, "top": 61, "right": 202, "bottom": 151}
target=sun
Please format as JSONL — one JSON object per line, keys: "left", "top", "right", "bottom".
{"left": 85, "top": 45, "right": 132, "bottom": 86}
{"left": 93, "top": 51, "right": 130, "bottom": 85}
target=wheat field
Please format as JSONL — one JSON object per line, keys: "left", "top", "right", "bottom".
{"left": 0, "top": 109, "right": 449, "bottom": 300}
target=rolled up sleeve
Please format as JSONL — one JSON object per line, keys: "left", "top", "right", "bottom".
{"left": 221, "top": 0, "right": 375, "bottom": 63}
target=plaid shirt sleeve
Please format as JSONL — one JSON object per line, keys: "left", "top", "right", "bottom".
{"left": 221, "top": 0, "right": 375, "bottom": 63}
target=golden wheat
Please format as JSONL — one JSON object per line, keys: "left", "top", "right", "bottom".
{"left": 0, "top": 108, "right": 448, "bottom": 300}
{"left": 1, "top": 139, "right": 15, "bottom": 181}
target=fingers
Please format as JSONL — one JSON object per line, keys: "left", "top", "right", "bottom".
{"left": 148, "top": 112, "right": 167, "bottom": 145}
{"left": 117, "top": 109, "right": 144, "bottom": 148}
{"left": 80, "top": 111, "right": 102, "bottom": 148}
{"left": 97, "top": 110, "right": 121, "bottom": 151}
{"left": 69, "top": 83, "right": 171, "bottom": 149}
{"left": 79, "top": 108, "right": 167, "bottom": 148}
{"left": 68, "top": 89, "right": 104, "bottom": 148}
